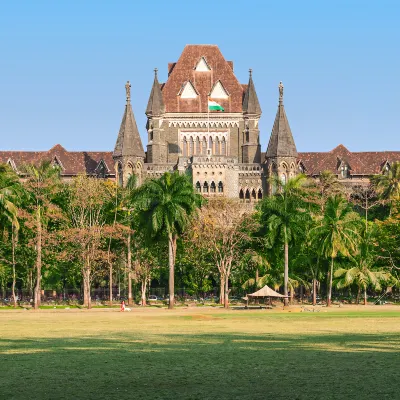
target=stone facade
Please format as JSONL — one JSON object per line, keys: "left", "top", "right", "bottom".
{"left": 2, "top": 45, "right": 400, "bottom": 190}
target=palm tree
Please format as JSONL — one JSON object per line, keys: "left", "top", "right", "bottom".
{"left": 22, "top": 161, "right": 61, "bottom": 309}
{"left": 334, "top": 227, "right": 392, "bottom": 305}
{"left": 258, "top": 174, "right": 310, "bottom": 306}
{"left": 0, "top": 165, "right": 22, "bottom": 308}
{"left": 132, "top": 171, "right": 202, "bottom": 309}
{"left": 371, "top": 161, "right": 400, "bottom": 210}
{"left": 312, "top": 195, "right": 360, "bottom": 306}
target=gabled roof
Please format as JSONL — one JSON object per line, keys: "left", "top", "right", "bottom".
{"left": 160, "top": 45, "right": 245, "bottom": 113}
{"left": 266, "top": 82, "right": 297, "bottom": 158}
{"left": 242, "top": 70, "right": 261, "bottom": 115}
{"left": 298, "top": 144, "right": 400, "bottom": 175}
{"left": 0, "top": 146, "right": 115, "bottom": 175}
{"left": 114, "top": 86, "right": 145, "bottom": 159}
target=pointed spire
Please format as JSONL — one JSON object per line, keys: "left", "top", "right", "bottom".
{"left": 146, "top": 68, "right": 165, "bottom": 116}
{"left": 113, "top": 81, "right": 145, "bottom": 159}
{"left": 266, "top": 82, "right": 298, "bottom": 158}
{"left": 243, "top": 69, "right": 261, "bottom": 114}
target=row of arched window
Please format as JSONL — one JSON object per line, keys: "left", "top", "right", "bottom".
{"left": 239, "top": 188, "right": 263, "bottom": 201}
{"left": 195, "top": 181, "right": 224, "bottom": 194}
{"left": 182, "top": 136, "right": 226, "bottom": 157}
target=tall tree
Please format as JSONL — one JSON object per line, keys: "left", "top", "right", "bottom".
{"left": 132, "top": 172, "right": 201, "bottom": 309}
{"left": 312, "top": 195, "right": 360, "bottom": 306}
{"left": 22, "top": 161, "right": 61, "bottom": 309}
{"left": 371, "top": 161, "right": 400, "bottom": 212}
{"left": 62, "top": 176, "right": 117, "bottom": 309}
{"left": 0, "top": 165, "right": 22, "bottom": 307}
{"left": 192, "top": 199, "right": 254, "bottom": 308}
{"left": 258, "top": 174, "right": 310, "bottom": 306}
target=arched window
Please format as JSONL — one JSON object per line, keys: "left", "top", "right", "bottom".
{"left": 251, "top": 189, "right": 257, "bottom": 200}
{"left": 257, "top": 189, "right": 263, "bottom": 200}
{"left": 218, "top": 181, "right": 223, "bottom": 193}
{"left": 245, "top": 131, "right": 249, "bottom": 142}
{"left": 149, "top": 131, "right": 153, "bottom": 141}
{"left": 221, "top": 137, "right": 226, "bottom": 155}
{"left": 117, "top": 163, "right": 123, "bottom": 187}
{"left": 239, "top": 189, "right": 244, "bottom": 200}
{"left": 203, "top": 181, "right": 209, "bottom": 193}
{"left": 196, "top": 137, "right": 200, "bottom": 155}
{"left": 182, "top": 137, "right": 187, "bottom": 157}
{"left": 245, "top": 189, "right": 250, "bottom": 201}
{"left": 202, "top": 137, "right": 207, "bottom": 155}
{"left": 209, "top": 137, "right": 213, "bottom": 154}
{"left": 189, "top": 137, "right": 194, "bottom": 156}
{"left": 215, "top": 137, "right": 220, "bottom": 155}
{"left": 195, "top": 181, "right": 201, "bottom": 192}
{"left": 210, "top": 181, "right": 216, "bottom": 193}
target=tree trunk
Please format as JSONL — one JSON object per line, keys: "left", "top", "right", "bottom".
{"left": 224, "top": 274, "right": 229, "bottom": 309}
{"left": 12, "top": 224, "right": 17, "bottom": 308}
{"left": 219, "top": 275, "right": 225, "bottom": 305}
{"left": 312, "top": 279, "right": 317, "bottom": 306}
{"left": 34, "top": 205, "right": 42, "bottom": 310}
{"left": 327, "top": 256, "right": 334, "bottom": 307}
{"left": 141, "top": 280, "right": 147, "bottom": 306}
{"left": 283, "top": 236, "right": 289, "bottom": 306}
{"left": 127, "top": 234, "right": 133, "bottom": 305}
{"left": 255, "top": 268, "right": 259, "bottom": 285}
{"left": 82, "top": 267, "right": 91, "bottom": 309}
{"left": 168, "top": 233, "right": 175, "bottom": 309}
{"left": 356, "top": 287, "right": 360, "bottom": 304}
{"left": 363, "top": 287, "right": 367, "bottom": 305}
{"left": 109, "top": 263, "right": 113, "bottom": 306}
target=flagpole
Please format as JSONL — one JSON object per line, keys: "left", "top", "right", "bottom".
{"left": 207, "top": 97, "right": 210, "bottom": 135}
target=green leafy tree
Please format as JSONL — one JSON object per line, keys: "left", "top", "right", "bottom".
{"left": 132, "top": 172, "right": 202, "bottom": 309}
{"left": 258, "top": 174, "right": 310, "bottom": 306}
{"left": 22, "top": 161, "right": 62, "bottom": 309}
{"left": 371, "top": 161, "right": 400, "bottom": 212}
{"left": 312, "top": 195, "right": 360, "bottom": 306}
{"left": 334, "top": 226, "right": 391, "bottom": 305}
{"left": 0, "top": 165, "right": 22, "bottom": 307}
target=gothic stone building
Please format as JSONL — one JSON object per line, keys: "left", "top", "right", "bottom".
{"left": 1, "top": 45, "right": 400, "bottom": 197}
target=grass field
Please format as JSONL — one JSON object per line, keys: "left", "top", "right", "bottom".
{"left": 1, "top": 307, "right": 399, "bottom": 400}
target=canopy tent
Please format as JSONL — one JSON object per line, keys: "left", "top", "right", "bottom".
{"left": 248, "top": 285, "right": 287, "bottom": 298}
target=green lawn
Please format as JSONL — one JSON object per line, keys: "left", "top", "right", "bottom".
{"left": 0, "top": 308, "right": 399, "bottom": 400}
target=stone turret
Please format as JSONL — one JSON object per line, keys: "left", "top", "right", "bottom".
{"left": 265, "top": 82, "right": 298, "bottom": 191}
{"left": 146, "top": 69, "right": 167, "bottom": 163}
{"left": 242, "top": 69, "right": 261, "bottom": 163}
{"left": 113, "top": 81, "right": 145, "bottom": 186}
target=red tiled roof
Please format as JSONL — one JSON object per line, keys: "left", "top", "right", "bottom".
{"left": 0, "top": 144, "right": 115, "bottom": 175}
{"left": 161, "top": 45, "right": 245, "bottom": 113}
{"left": 298, "top": 145, "right": 400, "bottom": 175}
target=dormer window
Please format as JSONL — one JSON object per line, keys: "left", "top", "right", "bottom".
{"left": 179, "top": 81, "right": 198, "bottom": 99}
{"left": 209, "top": 80, "right": 229, "bottom": 99}
{"left": 195, "top": 57, "right": 211, "bottom": 71}
{"left": 341, "top": 165, "right": 349, "bottom": 178}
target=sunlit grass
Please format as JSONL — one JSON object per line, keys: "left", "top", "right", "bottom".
{"left": 0, "top": 308, "right": 399, "bottom": 399}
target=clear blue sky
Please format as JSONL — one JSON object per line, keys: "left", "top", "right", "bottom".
{"left": 0, "top": 0, "right": 399, "bottom": 153}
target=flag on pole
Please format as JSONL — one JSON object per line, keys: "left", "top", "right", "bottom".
{"left": 208, "top": 99, "right": 224, "bottom": 112}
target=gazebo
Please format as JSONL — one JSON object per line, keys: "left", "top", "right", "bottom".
{"left": 244, "top": 285, "right": 287, "bottom": 308}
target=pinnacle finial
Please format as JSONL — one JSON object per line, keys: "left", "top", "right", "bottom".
{"left": 249, "top": 68, "right": 252, "bottom": 78}
{"left": 125, "top": 80, "right": 131, "bottom": 103}
{"left": 279, "top": 81, "right": 284, "bottom": 104}
{"left": 154, "top": 68, "right": 158, "bottom": 79}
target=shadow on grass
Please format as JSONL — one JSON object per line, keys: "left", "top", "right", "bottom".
{"left": 0, "top": 332, "right": 399, "bottom": 400}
